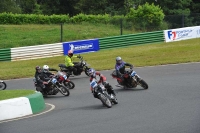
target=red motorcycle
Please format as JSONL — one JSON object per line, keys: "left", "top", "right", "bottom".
{"left": 111, "top": 68, "right": 148, "bottom": 89}
{"left": 56, "top": 71, "right": 75, "bottom": 89}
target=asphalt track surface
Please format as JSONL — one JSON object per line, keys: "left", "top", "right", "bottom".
{"left": 1, "top": 63, "right": 200, "bottom": 133}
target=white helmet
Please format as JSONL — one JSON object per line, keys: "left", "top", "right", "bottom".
{"left": 116, "top": 56, "right": 122, "bottom": 64}
{"left": 88, "top": 68, "right": 96, "bottom": 77}
{"left": 43, "top": 65, "right": 49, "bottom": 73}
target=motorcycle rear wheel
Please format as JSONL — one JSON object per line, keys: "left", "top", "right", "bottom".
{"left": 98, "top": 93, "right": 112, "bottom": 108}
{"left": 64, "top": 81, "right": 75, "bottom": 89}
{"left": 111, "top": 94, "right": 118, "bottom": 104}
{"left": 0, "top": 82, "right": 7, "bottom": 90}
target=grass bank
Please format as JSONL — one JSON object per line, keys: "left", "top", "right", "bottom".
{"left": 0, "top": 90, "right": 35, "bottom": 100}
{"left": 0, "top": 38, "right": 199, "bottom": 80}
{"left": 0, "top": 23, "right": 135, "bottom": 49}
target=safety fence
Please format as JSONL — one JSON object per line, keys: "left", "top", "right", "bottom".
{"left": 99, "top": 31, "right": 164, "bottom": 50}
{"left": 0, "top": 30, "right": 165, "bottom": 62}
{"left": 0, "top": 48, "right": 11, "bottom": 61}
{"left": 11, "top": 43, "right": 63, "bottom": 61}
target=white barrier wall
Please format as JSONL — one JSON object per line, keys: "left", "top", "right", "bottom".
{"left": 0, "top": 97, "right": 32, "bottom": 121}
{"left": 11, "top": 43, "right": 63, "bottom": 61}
{"left": 164, "top": 26, "right": 200, "bottom": 42}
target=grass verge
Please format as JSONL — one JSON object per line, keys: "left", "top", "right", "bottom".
{"left": 0, "top": 23, "right": 135, "bottom": 48}
{"left": 0, "top": 38, "right": 199, "bottom": 80}
{"left": 0, "top": 90, "right": 35, "bottom": 101}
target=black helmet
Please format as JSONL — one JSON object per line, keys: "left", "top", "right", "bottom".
{"left": 35, "top": 66, "right": 41, "bottom": 72}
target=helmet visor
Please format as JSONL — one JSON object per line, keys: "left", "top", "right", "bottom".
{"left": 43, "top": 69, "right": 48, "bottom": 73}
{"left": 117, "top": 60, "right": 122, "bottom": 64}
{"left": 69, "top": 53, "right": 73, "bottom": 56}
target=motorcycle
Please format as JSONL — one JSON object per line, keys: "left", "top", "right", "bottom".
{"left": 0, "top": 80, "right": 7, "bottom": 90}
{"left": 111, "top": 68, "right": 148, "bottom": 89}
{"left": 33, "top": 75, "right": 70, "bottom": 96}
{"left": 90, "top": 79, "right": 118, "bottom": 108}
{"left": 56, "top": 71, "right": 75, "bottom": 89}
{"left": 58, "top": 55, "right": 91, "bottom": 78}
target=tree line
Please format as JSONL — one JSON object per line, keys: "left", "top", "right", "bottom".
{"left": 0, "top": 0, "right": 199, "bottom": 16}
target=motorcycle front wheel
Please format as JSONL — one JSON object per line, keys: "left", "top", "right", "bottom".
{"left": 64, "top": 81, "right": 75, "bottom": 89}
{"left": 139, "top": 79, "right": 148, "bottom": 89}
{"left": 0, "top": 81, "right": 7, "bottom": 90}
{"left": 98, "top": 93, "right": 112, "bottom": 108}
{"left": 84, "top": 67, "right": 90, "bottom": 76}
{"left": 58, "top": 85, "right": 70, "bottom": 96}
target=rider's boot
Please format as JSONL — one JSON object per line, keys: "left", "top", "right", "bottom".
{"left": 105, "top": 83, "right": 116, "bottom": 96}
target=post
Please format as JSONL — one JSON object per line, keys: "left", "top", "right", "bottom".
{"left": 182, "top": 14, "right": 184, "bottom": 28}
{"left": 120, "top": 18, "right": 123, "bottom": 35}
{"left": 60, "top": 23, "right": 63, "bottom": 42}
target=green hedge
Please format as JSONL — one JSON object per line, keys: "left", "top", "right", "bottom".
{"left": 0, "top": 12, "right": 125, "bottom": 25}
{"left": 0, "top": 13, "right": 70, "bottom": 24}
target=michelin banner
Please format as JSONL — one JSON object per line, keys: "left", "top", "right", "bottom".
{"left": 164, "top": 26, "right": 200, "bottom": 42}
{"left": 63, "top": 39, "right": 99, "bottom": 55}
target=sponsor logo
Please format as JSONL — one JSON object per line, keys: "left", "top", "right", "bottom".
{"left": 69, "top": 43, "right": 93, "bottom": 51}
{"left": 167, "top": 29, "right": 193, "bottom": 40}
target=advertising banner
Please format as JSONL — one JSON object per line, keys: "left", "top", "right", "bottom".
{"left": 164, "top": 26, "right": 200, "bottom": 42}
{"left": 63, "top": 39, "right": 99, "bottom": 55}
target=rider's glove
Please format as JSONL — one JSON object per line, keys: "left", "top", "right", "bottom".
{"left": 77, "top": 55, "right": 81, "bottom": 58}
{"left": 43, "top": 81, "right": 48, "bottom": 84}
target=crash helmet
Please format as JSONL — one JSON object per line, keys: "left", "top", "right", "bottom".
{"left": 116, "top": 56, "right": 122, "bottom": 65}
{"left": 88, "top": 68, "right": 96, "bottom": 77}
{"left": 43, "top": 65, "right": 49, "bottom": 73}
{"left": 35, "top": 66, "right": 41, "bottom": 73}
{"left": 68, "top": 50, "right": 73, "bottom": 57}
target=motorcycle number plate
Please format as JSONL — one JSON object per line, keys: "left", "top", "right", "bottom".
{"left": 90, "top": 81, "right": 97, "bottom": 88}
{"left": 131, "top": 71, "right": 136, "bottom": 76}
{"left": 63, "top": 75, "right": 67, "bottom": 80}
{"left": 52, "top": 78, "right": 57, "bottom": 84}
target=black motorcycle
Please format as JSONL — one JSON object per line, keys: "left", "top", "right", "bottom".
{"left": 33, "top": 75, "right": 70, "bottom": 96}
{"left": 58, "top": 55, "right": 90, "bottom": 78}
{"left": 0, "top": 80, "right": 7, "bottom": 90}
{"left": 111, "top": 68, "right": 148, "bottom": 89}
{"left": 90, "top": 79, "right": 118, "bottom": 108}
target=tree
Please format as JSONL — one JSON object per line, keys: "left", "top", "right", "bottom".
{"left": 0, "top": 0, "right": 21, "bottom": 13}
{"left": 127, "top": 2, "right": 165, "bottom": 30}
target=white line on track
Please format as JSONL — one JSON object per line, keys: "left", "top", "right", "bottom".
{"left": 0, "top": 103, "right": 55, "bottom": 124}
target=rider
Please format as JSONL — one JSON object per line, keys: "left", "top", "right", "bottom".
{"left": 115, "top": 56, "right": 133, "bottom": 83}
{"left": 65, "top": 50, "right": 81, "bottom": 75}
{"left": 42, "top": 65, "right": 57, "bottom": 77}
{"left": 34, "top": 66, "right": 49, "bottom": 93}
{"left": 88, "top": 68, "right": 116, "bottom": 98}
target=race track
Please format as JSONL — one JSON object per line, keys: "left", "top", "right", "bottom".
{"left": 1, "top": 63, "right": 200, "bottom": 133}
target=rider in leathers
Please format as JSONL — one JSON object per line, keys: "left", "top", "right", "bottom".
{"left": 65, "top": 50, "right": 81, "bottom": 75}
{"left": 89, "top": 68, "right": 116, "bottom": 98}
{"left": 115, "top": 56, "right": 133, "bottom": 84}
{"left": 42, "top": 65, "right": 57, "bottom": 77}
{"left": 35, "top": 66, "right": 49, "bottom": 94}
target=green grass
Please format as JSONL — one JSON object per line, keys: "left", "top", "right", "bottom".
{"left": 0, "top": 38, "right": 199, "bottom": 80}
{"left": 0, "top": 90, "right": 35, "bottom": 100}
{"left": 0, "top": 23, "right": 136, "bottom": 48}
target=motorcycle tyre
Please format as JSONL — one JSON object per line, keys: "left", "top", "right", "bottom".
{"left": 111, "top": 94, "right": 118, "bottom": 104}
{"left": 64, "top": 81, "right": 75, "bottom": 89}
{"left": 139, "top": 79, "right": 148, "bottom": 89}
{"left": 98, "top": 93, "right": 112, "bottom": 108}
{"left": 0, "top": 82, "right": 7, "bottom": 90}
{"left": 58, "top": 85, "right": 70, "bottom": 96}
{"left": 84, "top": 67, "right": 90, "bottom": 77}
